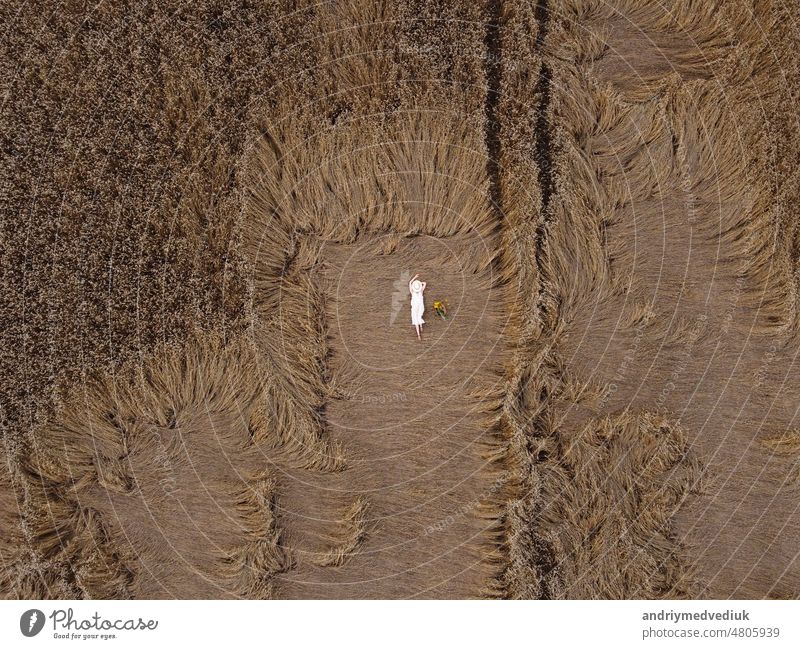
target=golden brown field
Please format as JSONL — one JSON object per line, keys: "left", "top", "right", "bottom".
{"left": 2, "top": 0, "right": 799, "bottom": 599}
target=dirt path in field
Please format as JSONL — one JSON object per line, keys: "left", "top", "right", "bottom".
{"left": 276, "top": 234, "right": 506, "bottom": 598}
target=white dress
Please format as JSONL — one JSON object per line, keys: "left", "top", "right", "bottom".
{"left": 410, "top": 290, "right": 425, "bottom": 326}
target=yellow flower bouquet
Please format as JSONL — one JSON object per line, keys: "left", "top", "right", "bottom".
{"left": 433, "top": 299, "right": 448, "bottom": 320}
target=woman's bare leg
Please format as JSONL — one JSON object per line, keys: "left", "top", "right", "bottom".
{"left": 415, "top": 324, "right": 421, "bottom": 340}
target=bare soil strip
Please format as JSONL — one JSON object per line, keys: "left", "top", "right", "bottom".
{"left": 276, "top": 234, "right": 504, "bottom": 597}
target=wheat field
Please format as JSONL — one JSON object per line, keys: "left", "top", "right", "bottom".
{"left": 2, "top": 0, "right": 799, "bottom": 599}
